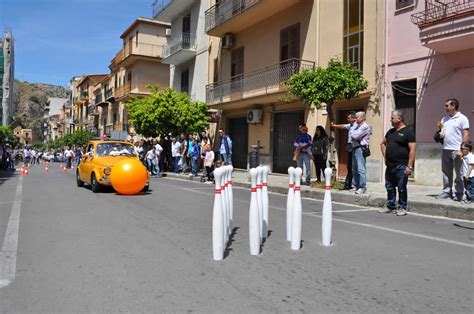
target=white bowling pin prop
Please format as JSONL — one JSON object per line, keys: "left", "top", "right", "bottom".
{"left": 262, "top": 166, "right": 269, "bottom": 240}
{"left": 220, "top": 166, "right": 229, "bottom": 243}
{"left": 256, "top": 166, "right": 263, "bottom": 242}
{"left": 322, "top": 167, "right": 333, "bottom": 247}
{"left": 225, "top": 166, "right": 232, "bottom": 236}
{"left": 212, "top": 168, "right": 224, "bottom": 261}
{"left": 227, "top": 166, "right": 234, "bottom": 233}
{"left": 249, "top": 168, "right": 260, "bottom": 255}
{"left": 286, "top": 167, "right": 295, "bottom": 242}
{"left": 291, "top": 167, "right": 303, "bottom": 250}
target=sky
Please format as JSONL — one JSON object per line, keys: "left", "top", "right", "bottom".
{"left": 0, "top": 0, "right": 156, "bottom": 87}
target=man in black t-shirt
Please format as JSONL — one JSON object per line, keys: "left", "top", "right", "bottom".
{"left": 380, "top": 110, "right": 416, "bottom": 216}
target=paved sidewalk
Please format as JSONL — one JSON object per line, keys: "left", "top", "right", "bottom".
{"left": 164, "top": 170, "right": 473, "bottom": 221}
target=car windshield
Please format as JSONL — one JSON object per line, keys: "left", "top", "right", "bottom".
{"left": 96, "top": 142, "right": 136, "bottom": 157}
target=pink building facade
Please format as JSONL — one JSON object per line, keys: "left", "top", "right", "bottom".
{"left": 386, "top": 0, "right": 474, "bottom": 185}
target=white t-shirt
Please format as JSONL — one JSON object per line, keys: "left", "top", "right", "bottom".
{"left": 462, "top": 152, "right": 474, "bottom": 178}
{"left": 171, "top": 142, "right": 181, "bottom": 157}
{"left": 146, "top": 150, "right": 157, "bottom": 160}
{"left": 441, "top": 112, "right": 469, "bottom": 150}
{"left": 64, "top": 149, "right": 73, "bottom": 158}
{"left": 154, "top": 144, "right": 163, "bottom": 156}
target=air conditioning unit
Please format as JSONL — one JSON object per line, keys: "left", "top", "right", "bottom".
{"left": 165, "top": 28, "right": 172, "bottom": 36}
{"left": 222, "top": 33, "right": 234, "bottom": 49}
{"left": 247, "top": 109, "right": 262, "bottom": 124}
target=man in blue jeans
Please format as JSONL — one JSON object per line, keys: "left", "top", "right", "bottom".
{"left": 218, "top": 128, "right": 232, "bottom": 165}
{"left": 379, "top": 110, "right": 416, "bottom": 216}
{"left": 350, "top": 112, "right": 372, "bottom": 194}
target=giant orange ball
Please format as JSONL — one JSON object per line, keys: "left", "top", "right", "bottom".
{"left": 109, "top": 159, "right": 148, "bottom": 195}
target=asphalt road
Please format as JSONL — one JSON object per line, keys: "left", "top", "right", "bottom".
{"left": 0, "top": 165, "right": 473, "bottom": 313}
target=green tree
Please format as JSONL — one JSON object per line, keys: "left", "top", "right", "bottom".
{"left": 286, "top": 58, "right": 368, "bottom": 122}
{"left": 126, "top": 86, "right": 210, "bottom": 137}
{"left": 286, "top": 58, "right": 368, "bottom": 165}
{"left": 0, "top": 126, "right": 17, "bottom": 146}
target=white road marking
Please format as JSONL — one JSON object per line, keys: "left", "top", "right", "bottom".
{"left": 304, "top": 212, "right": 474, "bottom": 248}
{"left": 0, "top": 176, "right": 23, "bottom": 288}
{"left": 162, "top": 178, "right": 473, "bottom": 248}
{"left": 163, "top": 177, "right": 474, "bottom": 223}
{"left": 332, "top": 208, "right": 376, "bottom": 213}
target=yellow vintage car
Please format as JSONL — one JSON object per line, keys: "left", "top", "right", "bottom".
{"left": 76, "top": 139, "right": 149, "bottom": 193}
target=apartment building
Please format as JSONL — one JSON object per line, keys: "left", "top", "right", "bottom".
{"left": 153, "top": 0, "right": 209, "bottom": 102}
{"left": 104, "top": 17, "right": 170, "bottom": 137}
{"left": 73, "top": 74, "right": 109, "bottom": 133}
{"left": 44, "top": 97, "right": 68, "bottom": 142}
{"left": 385, "top": 0, "right": 474, "bottom": 186}
{"left": 206, "top": 0, "right": 385, "bottom": 179}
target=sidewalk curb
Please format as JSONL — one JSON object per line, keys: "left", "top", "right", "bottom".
{"left": 163, "top": 173, "right": 473, "bottom": 221}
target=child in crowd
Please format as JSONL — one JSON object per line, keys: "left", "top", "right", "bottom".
{"left": 461, "top": 142, "right": 474, "bottom": 205}
{"left": 203, "top": 144, "right": 215, "bottom": 183}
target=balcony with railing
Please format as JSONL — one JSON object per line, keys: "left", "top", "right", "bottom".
{"left": 87, "top": 105, "right": 100, "bottom": 116}
{"left": 411, "top": 0, "right": 474, "bottom": 52}
{"left": 114, "top": 85, "right": 132, "bottom": 99}
{"left": 110, "top": 42, "right": 164, "bottom": 69}
{"left": 104, "top": 88, "right": 114, "bottom": 101}
{"left": 206, "top": 58, "right": 314, "bottom": 105}
{"left": 152, "top": 0, "right": 191, "bottom": 22}
{"left": 205, "top": 0, "right": 301, "bottom": 37}
{"left": 162, "top": 33, "right": 197, "bottom": 65}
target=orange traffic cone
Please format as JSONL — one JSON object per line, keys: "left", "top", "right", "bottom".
{"left": 24, "top": 169, "right": 29, "bottom": 176}
{"left": 63, "top": 166, "right": 67, "bottom": 173}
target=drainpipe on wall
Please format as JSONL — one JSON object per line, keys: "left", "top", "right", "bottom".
{"left": 382, "top": 0, "right": 390, "bottom": 182}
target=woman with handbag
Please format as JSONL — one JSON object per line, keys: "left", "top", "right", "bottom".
{"left": 312, "top": 126, "right": 329, "bottom": 183}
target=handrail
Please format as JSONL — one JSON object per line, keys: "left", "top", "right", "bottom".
{"left": 411, "top": 0, "right": 474, "bottom": 27}
{"left": 162, "top": 33, "right": 197, "bottom": 59}
{"left": 152, "top": 0, "right": 173, "bottom": 18}
{"left": 111, "top": 42, "right": 164, "bottom": 68}
{"left": 206, "top": 58, "right": 315, "bottom": 104}
{"left": 205, "top": 0, "right": 261, "bottom": 31}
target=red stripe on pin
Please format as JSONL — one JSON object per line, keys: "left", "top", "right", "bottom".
{"left": 251, "top": 188, "right": 257, "bottom": 192}
{"left": 295, "top": 186, "right": 301, "bottom": 191}
{"left": 257, "top": 184, "right": 262, "bottom": 189}
{"left": 262, "top": 183, "right": 268, "bottom": 186}
{"left": 289, "top": 184, "right": 294, "bottom": 188}
{"left": 325, "top": 186, "right": 331, "bottom": 190}
{"left": 215, "top": 190, "right": 221, "bottom": 194}
{"left": 228, "top": 181, "right": 233, "bottom": 184}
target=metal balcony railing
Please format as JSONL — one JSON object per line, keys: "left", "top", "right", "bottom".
{"left": 152, "top": 0, "right": 173, "bottom": 18}
{"left": 111, "top": 42, "right": 164, "bottom": 68}
{"left": 205, "top": 0, "right": 261, "bottom": 31}
{"left": 206, "top": 58, "right": 315, "bottom": 104}
{"left": 162, "top": 33, "right": 196, "bottom": 59}
{"left": 104, "top": 88, "right": 114, "bottom": 100}
{"left": 115, "top": 85, "right": 131, "bottom": 98}
{"left": 411, "top": 0, "right": 474, "bottom": 28}
{"left": 94, "top": 93, "right": 103, "bottom": 104}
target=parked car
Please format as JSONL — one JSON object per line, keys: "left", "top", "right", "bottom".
{"left": 76, "top": 139, "right": 149, "bottom": 193}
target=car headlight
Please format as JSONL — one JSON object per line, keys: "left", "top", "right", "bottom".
{"left": 104, "top": 167, "right": 111, "bottom": 176}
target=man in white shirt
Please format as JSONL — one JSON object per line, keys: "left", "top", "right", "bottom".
{"left": 171, "top": 136, "right": 181, "bottom": 173}
{"left": 63, "top": 146, "right": 74, "bottom": 169}
{"left": 146, "top": 147, "right": 158, "bottom": 176}
{"left": 438, "top": 98, "right": 470, "bottom": 200}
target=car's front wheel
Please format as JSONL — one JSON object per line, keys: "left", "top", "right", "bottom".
{"left": 142, "top": 185, "right": 149, "bottom": 192}
{"left": 91, "top": 173, "right": 101, "bottom": 193}
{"left": 76, "top": 170, "right": 84, "bottom": 187}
